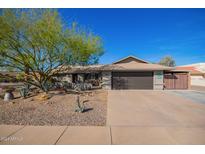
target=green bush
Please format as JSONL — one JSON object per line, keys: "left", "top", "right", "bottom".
{"left": 19, "top": 87, "right": 29, "bottom": 98}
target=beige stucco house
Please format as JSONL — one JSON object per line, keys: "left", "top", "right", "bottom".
{"left": 58, "top": 56, "right": 190, "bottom": 90}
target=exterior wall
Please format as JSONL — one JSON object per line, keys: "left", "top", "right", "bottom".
{"left": 102, "top": 72, "right": 112, "bottom": 90}
{"left": 153, "top": 71, "right": 164, "bottom": 90}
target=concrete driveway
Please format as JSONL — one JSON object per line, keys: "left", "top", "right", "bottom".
{"left": 169, "top": 90, "right": 205, "bottom": 105}
{"left": 192, "top": 85, "right": 205, "bottom": 92}
{"left": 107, "top": 90, "right": 205, "bottom": 144}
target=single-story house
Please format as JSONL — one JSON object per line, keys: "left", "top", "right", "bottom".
{"left": 58, "top": 55, "right": 190, "bottom": 90}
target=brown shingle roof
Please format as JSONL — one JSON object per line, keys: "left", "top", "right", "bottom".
{"left": 58, "top": 61, "right": 173, "bottom": 74}
{"left": 111, "top": 61, "right": 173, "bottom": 71}
{"left": 113, "top": 55, "right": 149, "bottom": 64}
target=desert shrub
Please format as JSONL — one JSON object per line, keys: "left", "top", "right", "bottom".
{"left": 74, "top": 83, "right": 92, "bottom": 91}
{"left": 87, "top": 79, "right": 100, "bottom": 86}
{"left": 51, "top": 82, "right": 64, "bottom": 90}
{"left": 62, "top": 81, "right": 75, "bottom": 90}
{"left": 19, "top": 86, "right": 30, "bottom": 98}
{"left": 42, "top": 82, "right": 53, "bottom": 92}
{"left": 39, "top": 79, "right": 58, "bottom": 92}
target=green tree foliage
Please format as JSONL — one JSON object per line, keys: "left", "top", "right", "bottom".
{"left": 158, "top": 56, "right": 176, "bottom": 67}
{"left": 65, "top": 23, "right": 104, "bottom": 65}
{"left": 0, "top": 9, "right": 104, "bottom": 91}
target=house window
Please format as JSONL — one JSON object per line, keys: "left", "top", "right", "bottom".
{"left": 72, "top": 74, "right": 78, "bottom": 83}
{"left": 84, "top": 73, "right": 97, "bottom": 80}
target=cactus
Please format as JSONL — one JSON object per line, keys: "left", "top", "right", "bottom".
{"left": 75, "top": 95, "right": 85, "bottom": 113}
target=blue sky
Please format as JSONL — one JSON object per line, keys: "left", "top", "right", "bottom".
{"left": 58, "top": 9, "right": 205, "bottom": 66}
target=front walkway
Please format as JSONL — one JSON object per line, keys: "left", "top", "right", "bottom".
{"left": 1, "top": 90, "right": 205, "bottom": 144}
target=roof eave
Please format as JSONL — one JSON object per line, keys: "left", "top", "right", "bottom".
{"left": 112, "top": 55, "right": 149, "bottom": 64}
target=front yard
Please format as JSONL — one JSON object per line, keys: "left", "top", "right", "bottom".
{"left": 0, "top": 90, "right": 107, "bottom": 126}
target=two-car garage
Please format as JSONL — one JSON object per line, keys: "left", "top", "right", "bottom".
{"left": 112, "top": 72, "right": 153, "bottom": 89}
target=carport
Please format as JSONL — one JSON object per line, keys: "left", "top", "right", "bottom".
{"left": 164, "top": 70, "right": 190, "bottom": 89}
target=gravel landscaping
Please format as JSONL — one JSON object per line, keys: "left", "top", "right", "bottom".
{"left": 0, "top": 90, "right": 107, "bottom": 126}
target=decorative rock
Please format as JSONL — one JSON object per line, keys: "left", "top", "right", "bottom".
{"left": 4, "top": 92, "right": 14, "bottom": 102}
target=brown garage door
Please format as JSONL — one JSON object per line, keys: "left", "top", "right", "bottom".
{"left": 164, "top": 73, "right": 188, "bottom": 89}
{"left": 112, "top": 72, "right": 153, "bottom": 89}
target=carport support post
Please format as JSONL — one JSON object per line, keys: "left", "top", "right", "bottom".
{"left": 188, "top": 72, "right": 191, "bottom": 89}
{"left": 153, "top": 71, "right": 164, "bottom": 90}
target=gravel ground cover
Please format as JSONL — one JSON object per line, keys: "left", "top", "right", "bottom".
{"left": 0, "top": 90, "right": 107, "bottom": 126}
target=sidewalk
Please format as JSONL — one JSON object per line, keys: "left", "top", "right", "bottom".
{"left": 0, "top": 125, "right": 111, "bottom": 145}
{"left": 1, "top": 125, "right": 205, "bottom": 144}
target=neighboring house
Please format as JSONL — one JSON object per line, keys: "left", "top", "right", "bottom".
{"left": 177, "top": 63, "right": 205, "bottom": 74}
{"left": 176, "top": 65, "right": 205, "bottom": 87}
{"left": 58, "top": 56, "right": 190, "bottom": 90}
{"left": 184, "top": 63, "right": 205, "bottom": 72}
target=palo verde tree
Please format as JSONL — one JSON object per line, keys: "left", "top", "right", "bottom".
{"left": 0, "top": 9, "right": 103, "bottom": 92}
{"left": 65, "top": 23, "right": 104, "bottom": 65}
{"left": 158, "top": 56, "right": 176, "bottom": 67}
